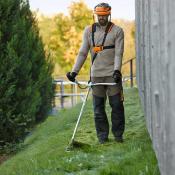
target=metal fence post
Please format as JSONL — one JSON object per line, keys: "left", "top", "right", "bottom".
{"left": 130, "top": 59, "right": 133, "bottom": 87}
{"left": 60, "top": 80, "right": 64, "bottom": 108}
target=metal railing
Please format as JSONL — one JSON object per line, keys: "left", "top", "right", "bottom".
{"left": 122, "top": 57, "right": 136, "bottom": 88}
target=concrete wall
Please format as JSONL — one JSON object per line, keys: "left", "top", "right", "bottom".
{"left": 135, "top": 0, "right": 175, "bottom": 174}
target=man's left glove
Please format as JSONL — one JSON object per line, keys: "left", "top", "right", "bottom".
{"left": 66, "top": 72, "right": 77, "bottom": 82}
{"left": 113, "top": 70, "right": 122, "bottom": 83}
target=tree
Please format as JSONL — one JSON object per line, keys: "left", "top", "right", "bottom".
{"left": 0, "top": 0, "right": 54, "bottom": 145}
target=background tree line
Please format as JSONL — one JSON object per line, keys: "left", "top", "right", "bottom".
{"left": 36, "top": 1, "right": 136, "bottom": 79}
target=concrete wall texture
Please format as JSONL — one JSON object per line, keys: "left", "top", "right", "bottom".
{"left": 135, "top": 0, "right": 175, "bottom": 174}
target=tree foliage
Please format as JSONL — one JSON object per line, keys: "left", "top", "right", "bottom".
{"left": 0, "top": 0, "right": 54, "bottom": 145}
{"left": 37, "top": 1, "right": 93, "bottom": 77}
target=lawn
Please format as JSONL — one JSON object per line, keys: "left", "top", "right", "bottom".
{"left": 0, "top": 88, "right": 160, "bottom": 175}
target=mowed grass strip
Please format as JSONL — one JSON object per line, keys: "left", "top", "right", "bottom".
{"left": 0, "top": 88, "right": 160, "bottom": 175}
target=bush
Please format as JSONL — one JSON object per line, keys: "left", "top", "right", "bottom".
{"left": 0, "top": 0, "right": 54, "bottom": 145}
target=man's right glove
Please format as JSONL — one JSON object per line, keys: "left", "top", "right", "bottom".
{"left": 66, "top": 72, "right": 77, "bottom": 82}
{"left": 113, "top": 70, "right": 122, "bottom": 83}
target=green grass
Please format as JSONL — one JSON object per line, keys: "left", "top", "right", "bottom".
{"left": 0, "top": 88, "right": 160, "bottom": 175}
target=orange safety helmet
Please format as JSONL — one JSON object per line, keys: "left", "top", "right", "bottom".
{"left": 94, "top": 3, "right": 111, "bottom": 16}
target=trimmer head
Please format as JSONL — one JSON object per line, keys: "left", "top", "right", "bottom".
{"left": 65, "top": 140, "right": 91, "bottom": 152}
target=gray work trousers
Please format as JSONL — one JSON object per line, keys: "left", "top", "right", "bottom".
{"left": 91, "top": 76, "right": 125, "bottom": 141}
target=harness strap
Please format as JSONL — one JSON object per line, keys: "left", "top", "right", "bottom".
{"left": 102, "top": 22, "right": 113, "bottom": 45}
{"left": 103, "top": 45, "right": 115, "bottom": 49}
{"left": 91, "top": 22, "right": 114, "bottom": 64}
{"left": 92, "top": 23, "right": 97, "bottom": 47}
{"left": 92, "top": 45, "right": 115, "bottom": 64}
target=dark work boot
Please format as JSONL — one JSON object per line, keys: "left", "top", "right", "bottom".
{"left": 93, "top": 95, "right": 109, "bottom": 143}
{"left": 109, "top": 93, "right": 125, "bottom": 141}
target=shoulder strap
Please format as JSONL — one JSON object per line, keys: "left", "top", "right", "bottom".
{"left": 91, "top": 23, "right": 97, "bottom": 47}
{"left": 102, "top": 22, "right": 114, "bottom": 46}
{"left": 106, "top": 22, "right": 114, "bottom": 33}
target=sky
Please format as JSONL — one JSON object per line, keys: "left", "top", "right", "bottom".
{"left": 29, "top": 0, "right": 135, "bottom": 21}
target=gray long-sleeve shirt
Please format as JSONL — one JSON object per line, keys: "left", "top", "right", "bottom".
{"left": 72, "top": 23, "right": 124, "bottom": 77}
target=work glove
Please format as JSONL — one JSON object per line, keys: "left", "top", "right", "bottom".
{"left": 66, "top": 72, "right": 77, "bottom": 82}
{"left": 113, "top": 70, "right": 122, "bottom": 83}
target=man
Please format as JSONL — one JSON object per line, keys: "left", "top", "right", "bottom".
{"left": 67, "top": 3, "right": 125, "bottom": 144}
